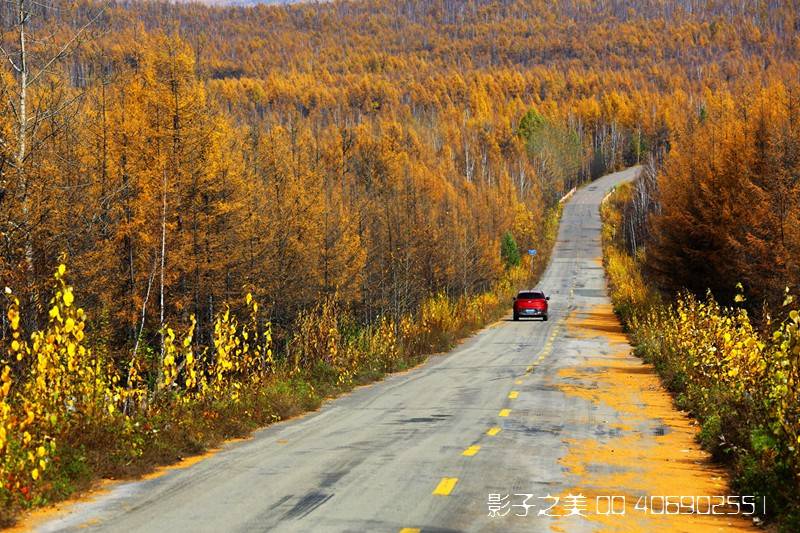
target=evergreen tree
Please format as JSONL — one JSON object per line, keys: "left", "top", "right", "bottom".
{"left": 500, "top": 231, "right": 521, "bottom": 269}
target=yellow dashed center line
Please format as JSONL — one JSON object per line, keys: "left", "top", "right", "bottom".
{"left": 433, "top": 477, "right": 458, "bottom": 495}
{"left": 530, "top": 324, "right": 561, "bottom": 368}
{"left": 421, "top": 322, "right": 564, "bottom": 518}
{"left": 399, "top": 529, "right": 420, "bottom": 533}
{"left": 462, "top": 445, "right": 480, "bottom": 457}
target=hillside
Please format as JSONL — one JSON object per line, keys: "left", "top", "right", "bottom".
{"left": 0, "top": 0, "right": 799, "bottom": 527}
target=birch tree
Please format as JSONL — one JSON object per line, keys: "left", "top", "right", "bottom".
{"left": 0, "top": 0, "right": 104, "bottom": 324}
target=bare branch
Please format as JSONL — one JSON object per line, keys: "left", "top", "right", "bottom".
{"left": 23, "top": 93, "right": 84, "bottom": 164}
{"left": 28, "top": 0, "right": 60, "bottom": 11}
{"left": 0, "top": 44, "right": 22, "bottom": 73}
{"left": 27, "top": 3, "right": 109, "bottom": 88}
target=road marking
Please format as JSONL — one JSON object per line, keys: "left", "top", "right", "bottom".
{"left": 523, "top": 323, "right": 561, "bottom": 377}
{"left": 487, "top": 426, "right": 501, "bottom": 436}
{"left": 508, "top": 391, "right": 519, "bottom": 399}
{"left": 499, "top": 409, "right": 511, "bottom": 417}
{"left": 515, "top": 379, "right": 523, "bottom": 385}
{"left": 433, "top": 477, "right": 458, "bottom": 495}
{"left": 462, "top": 445, "right": 480, "bottom": 457}
{"left": 399, "top": 529, "right": 420, "bottom": 533}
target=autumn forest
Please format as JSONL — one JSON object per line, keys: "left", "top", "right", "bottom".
{"left": 1, "top": 0, "right": 800, "bottom": 524}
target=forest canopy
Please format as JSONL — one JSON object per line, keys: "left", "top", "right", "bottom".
{"left": 1, "top": 0, "right": 796, "bottom": 343}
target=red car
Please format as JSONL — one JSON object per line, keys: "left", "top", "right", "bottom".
{"left": 513, "top": 290, "right": 549, "bottom": 321}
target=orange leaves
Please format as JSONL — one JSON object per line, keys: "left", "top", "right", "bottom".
{"left": 604, "top": 186, "right": 800, "bottom": 523}
{"left": 647, "top": 79, "right": 800, "bottom": 310}
{"left": 3, "top": 0, "right": 800, "bottom": 518}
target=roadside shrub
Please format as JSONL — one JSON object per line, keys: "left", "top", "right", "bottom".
{"left": 0, "top": 250, "right": 547, "bottom": 522}
{"left": 601, "top": 186, "right": 800, "bottom": 529}
{"left": 0, "top": 206, "right": 563, "bottom": 524}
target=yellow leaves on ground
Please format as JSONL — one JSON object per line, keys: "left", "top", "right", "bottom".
{"left": 602, "top": 185, "right": 800, "bottom": 521}
{"left": 634, "top": 291, "right": 800, "bottom": 496}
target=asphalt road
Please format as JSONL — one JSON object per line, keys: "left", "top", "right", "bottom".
{"left": 33, "top": 167, "right": 752, "bottom": 532}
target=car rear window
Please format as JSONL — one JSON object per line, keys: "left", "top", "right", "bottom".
{"left": 517, "top": 291, "right": 544, "bottom": 299}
